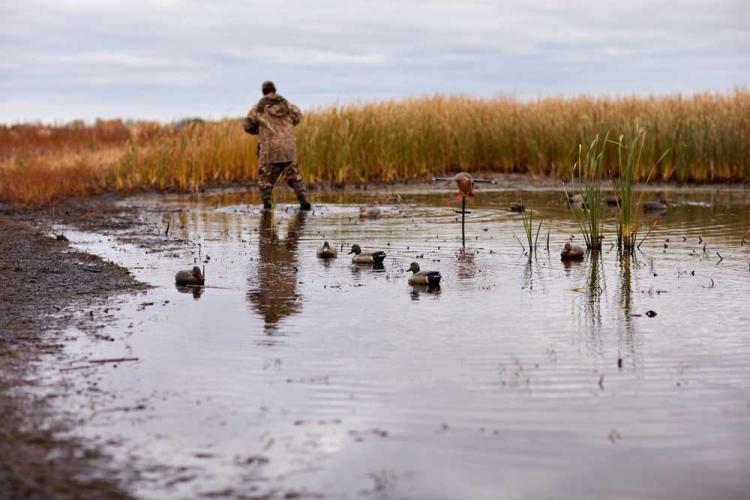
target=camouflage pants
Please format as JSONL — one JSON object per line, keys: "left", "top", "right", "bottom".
{"left": 258, "top": 161, "right": 307, "bottom": 205}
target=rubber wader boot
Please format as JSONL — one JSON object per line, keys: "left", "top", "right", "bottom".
{"left": 260, "top": 187, "right": 273, "bottom": 211}
{"left": 290, "top": 181, "right": 311, "bottom": 211}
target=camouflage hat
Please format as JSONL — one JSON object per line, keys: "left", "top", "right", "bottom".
{"left": 261, "top": 80, "right": 276, "bottom": 95}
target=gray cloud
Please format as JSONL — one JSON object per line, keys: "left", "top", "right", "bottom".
{"left": 1, "top": 0, "right": 747, "bottom": 122}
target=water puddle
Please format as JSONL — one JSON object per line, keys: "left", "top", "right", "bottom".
{"left": 52, "top": 186, "right": 750, "bottom": 498}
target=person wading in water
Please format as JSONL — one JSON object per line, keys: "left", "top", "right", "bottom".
{"left": 243, "top": 81, "right": 311, "bottom": 211}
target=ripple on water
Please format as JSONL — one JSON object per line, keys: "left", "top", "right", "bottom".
{"left": 56, "top": 188, "right": 750, "bottom": 499}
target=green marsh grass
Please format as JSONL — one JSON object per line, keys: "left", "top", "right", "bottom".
{"left": 520, "top": 208, "right": 544, "bottom": 256}
{"left": 567, "top": 135, "right": 606, "bottom": 250}
{"left": 612, "top": 127, "right": 670, "bottom": 250}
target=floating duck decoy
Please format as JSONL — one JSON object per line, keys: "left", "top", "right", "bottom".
{"left": 643, "top": 199, "right": 668, "bottom": 212}
{"left": 348, "top": 244, "right": 386, "bottom": 265}
{"left": 509, "top": 201, "right": 525, "bottom": 213}
{"left": 359, "top": 206, "right": 381, "bottom": 218}
{"left": 568, "top": 194, "right": 586, "bottom": 209}
{"left": 317, "top": 241, "right": 337, "bottom": 259}
{"left": 560, "top": 242, "right": 585, "bottom": 261}
{"left": 175, "top": 266, "right": 205, "bottom": 285}
{"left": 407, "top": 262, "right": 442, "bottom": 286}
{"left": 604, "top": 195, "right": 620, "bottom": 207}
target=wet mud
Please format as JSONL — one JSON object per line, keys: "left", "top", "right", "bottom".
{"left": 0, "top": 212, "right": 149, "bottom": 499}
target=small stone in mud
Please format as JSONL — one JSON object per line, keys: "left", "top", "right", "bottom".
{"left": 645, "top": 310, "right": 657, "bottom": 317}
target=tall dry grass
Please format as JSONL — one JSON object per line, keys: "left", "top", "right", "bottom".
{"left": 1, "top": 91, "right": 748, "bottom": 206}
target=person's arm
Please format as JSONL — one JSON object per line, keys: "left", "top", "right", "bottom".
{"left": 243, "top": 105, "right": 260, "bottom": 135}
{"left": 290, "top": 104, "right": 302, "bottom": 126}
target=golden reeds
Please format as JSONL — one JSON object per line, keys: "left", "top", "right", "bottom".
{"left": 1, "top": 91, "right": 748, "bottom": 206}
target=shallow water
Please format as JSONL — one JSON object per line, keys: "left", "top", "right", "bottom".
{"left": 53, "top": 185, "right": 750, "bottom": 499}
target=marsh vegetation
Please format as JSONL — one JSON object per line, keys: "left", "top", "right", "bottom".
{"left": 1, "top": 91, "right": 748, "bottom": 206}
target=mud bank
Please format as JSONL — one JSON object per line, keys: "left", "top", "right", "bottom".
{"left": 0, "top": 212, "right": 148, "bottom": 499}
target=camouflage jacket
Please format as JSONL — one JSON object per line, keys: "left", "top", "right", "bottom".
{"left": 243, "top": 93, "right": 302, "bottom": 164}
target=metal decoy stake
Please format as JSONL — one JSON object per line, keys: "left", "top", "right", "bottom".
{"left": 432, "top": 173, "right": 495, "bottom": 250}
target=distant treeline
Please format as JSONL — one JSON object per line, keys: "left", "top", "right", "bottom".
{"left": 1, "top": 91, "right": 748, "bottom": 206}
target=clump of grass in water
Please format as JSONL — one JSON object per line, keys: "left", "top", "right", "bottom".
{"left": 520, "top": 208, "right": 544, "bottom": 256}
{"left": 613, "top": 127, "right": 670, "bottom": 250}
{"left": 567, "top": 135, "right": 606, "bottom": 251}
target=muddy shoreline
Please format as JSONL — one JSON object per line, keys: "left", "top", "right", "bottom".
{"left": 0, "top": 207, "right": 148, "bottom": 499}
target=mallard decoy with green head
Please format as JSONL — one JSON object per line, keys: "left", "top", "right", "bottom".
{"left": 175, "top": 266, "right": 205, "bottom": 285}
{"left": 317, "top": 241, "right": 337, "bottom": 258}
{"left": 560, "top": 242, "right": 585, "bottom": 261}
{"left": 348, "top": 244, "right": 386, "bottom": 265}
{"left": 407, "top": 262, "right": 441, "bottom": 286}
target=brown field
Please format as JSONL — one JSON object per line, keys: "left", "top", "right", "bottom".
{"left": 1, "top": 91, "right": 748, "bottom": 206}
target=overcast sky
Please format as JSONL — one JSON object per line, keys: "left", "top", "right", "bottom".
{"left": 1, "top": 0, "right": 747, "bottom": 123}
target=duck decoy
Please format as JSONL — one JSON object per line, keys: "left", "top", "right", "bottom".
{"left": 359, "top": 206, "right": 381, "bottom": 218}
{"left": 175, "top": 266, "right": 205, "bottom": 285}
{"left": 407, "top": 262, "right": 442, "bottom": 286}
{"left": 317, "top": 241, "right": 338, "bottom": 259}
{"left": 643, "top": 199, "right": 668, "bottom": 212}
{"left": 509, "top": 201, "right": 525, "bottom": 213}
{"left": 348, "top": 244, "right": 386, "bottom": 265}
{"left": 604, "top": 195, "right": 620, "bottom": 207}
{"left": 560, "top": 242, "right": 585, "bottom": 261}
{"left": 568, "top": 194, "right": 586, "bottom": 209}
{"left": 433, "top": 172, "right": 496, "bottom": 198}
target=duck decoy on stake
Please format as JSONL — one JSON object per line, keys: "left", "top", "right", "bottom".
{"left": 432, "top": 172, "right": 496, "bottom": 250}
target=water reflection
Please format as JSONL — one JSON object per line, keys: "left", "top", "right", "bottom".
{"left": 586, "top": 252, "right": 604, "bottom": 326}
{"left": 455, "top": 251, "right": 476, "bottom": 281}
{"left": 176, "top": 284, "right": 204, "bottom": 299}
{"left": 57, "top": 187, "right": 750, "bottom": 500}
{"left": 618, "top": 251, "right": 637, "bottom": 365}
{"left": 410, "top": 285, "right": 442, "bottom": 301}
{"left": 246, "top": 211, "right": 306, "bottom": 333}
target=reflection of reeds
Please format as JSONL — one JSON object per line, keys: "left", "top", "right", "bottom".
{"left": 2, "top": 91, "right": 749, "bottom": 206}
{"left": 586, "top": 252, "right": 604, "bottom": 326}
{"left": 568, "top": 135, "right": 606, "bottom": 250}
